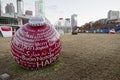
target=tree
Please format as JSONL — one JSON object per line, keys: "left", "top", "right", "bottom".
{"left": 83, "top": 23, "right": 91, "bottom": 31}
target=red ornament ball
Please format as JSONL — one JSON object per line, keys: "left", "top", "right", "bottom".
{"left": 11, "top": 17, "right": 62, "bottom": 69}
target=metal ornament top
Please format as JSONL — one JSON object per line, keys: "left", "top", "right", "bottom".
{"left": 29, "top": 16, "right": 46, "bottom": 27}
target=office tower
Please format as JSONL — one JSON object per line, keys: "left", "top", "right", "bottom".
{"left": 108, "top": 10, "right": 120, "bottom": 20}
{"left": 5, "top": 3, "right": 15, "bottom": 14}
{"left": 17, "top": 0, "right": 24, "bottom": 15}
{"left": 35, "top": 0, "right": 45, "bottom": 16}
{"left": 65, "top": 18, "right": 71, "bottom": 26}
{"left": 0, "top": 0, "right": 1, "bottom": 16}
{"left": 71, "top": 14, "right": 77, "bottom": 27}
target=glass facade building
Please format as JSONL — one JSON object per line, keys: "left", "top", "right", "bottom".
{"left": 108, "top": 10, "right": 120, "bottom": 20}
{"left": 35, "top": 0, "right": 45, "bottom": 16}
{"left": 0, "top": 0, "right": 1, "bottom": 16}
{"left": 5, "top": 3, "right": 15, "bottom": 14}
{"left": 17, "top": 0, "right": 24, "bottom": 15}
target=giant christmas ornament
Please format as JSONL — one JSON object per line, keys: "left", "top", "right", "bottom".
{"left": 11, "top": 16, "right": 62, "bottom": 69}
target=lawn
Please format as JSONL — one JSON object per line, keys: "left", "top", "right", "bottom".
{"left": 0, "top": 34, "right": 120, "bottom": 80}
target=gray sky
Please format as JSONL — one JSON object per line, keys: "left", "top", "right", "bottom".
{"left": 1, "top": 0, "right": 120, "bottom": 26}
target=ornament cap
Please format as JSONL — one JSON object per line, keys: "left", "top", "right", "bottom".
{"left": 29, "top": 16, "right": 46, "bottom": 27}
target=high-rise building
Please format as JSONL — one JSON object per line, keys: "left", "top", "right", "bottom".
{"left": 25, "top": 10, "right": 33, "bottom": 16}
{"left": 0, "top": 0, "right": 2, "bottom": 16}
{"left": 5, "top": 4, "right": 9, "bottom": 13}
{"left": 71, "top": 14, "right": 78, "bottom": 32}
{"left": 5, "top": 3, "right": 15, "bottom": 14}
{"left": 17, "top": 0, "right": 24, "bottom": 15}
{"left": 35, "top": 0, "right": 45, "bottom": 16}
{"left": 55, "top": 18, "right": 72, "bottom": 34}
{"left": 108, "top": 10, "right": 120, "bottom": 20}
{"left": 71, "top": 14, "right": 77, "bottom": 27}
{"left": 65, "top": 18, "right": 71, "bottom": 26}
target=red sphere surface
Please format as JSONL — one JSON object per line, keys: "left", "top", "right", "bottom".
{"left": 11, "top": 23, "right": 62, "bottom": 69}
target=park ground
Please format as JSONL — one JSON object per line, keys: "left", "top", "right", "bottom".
{"left": 0, "top": 33, "right": 120, "bottom": 80}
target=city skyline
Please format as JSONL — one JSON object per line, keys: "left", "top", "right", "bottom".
{"left": 1, "top": 0, "right": 120, "bottom": 26}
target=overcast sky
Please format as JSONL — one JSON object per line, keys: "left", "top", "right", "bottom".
{"left": 1, "top": 0, "right": 120, "bottom": 26}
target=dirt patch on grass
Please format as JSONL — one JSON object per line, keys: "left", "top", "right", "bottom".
{"left": 0, "top": 34, "right": 120, "bottom": 80}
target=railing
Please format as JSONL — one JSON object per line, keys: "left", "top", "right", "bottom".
{"left": 0, "top": 24, "right": 22, "bottom": 27}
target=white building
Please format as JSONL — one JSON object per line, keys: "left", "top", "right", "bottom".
{"left": 17, "top": 0, "right": 24, "bottom": 15}
{"left": 65, "top": 18, "right": 71, "bottom": 27}
{"left": 108, "top": 10, "right": 120, "bottom": 20}
{"left": 0, "top": 0, "right": 1, "bottom": 16}
{"left": 55, "top": 18, "right": 72, "bottom": 34}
